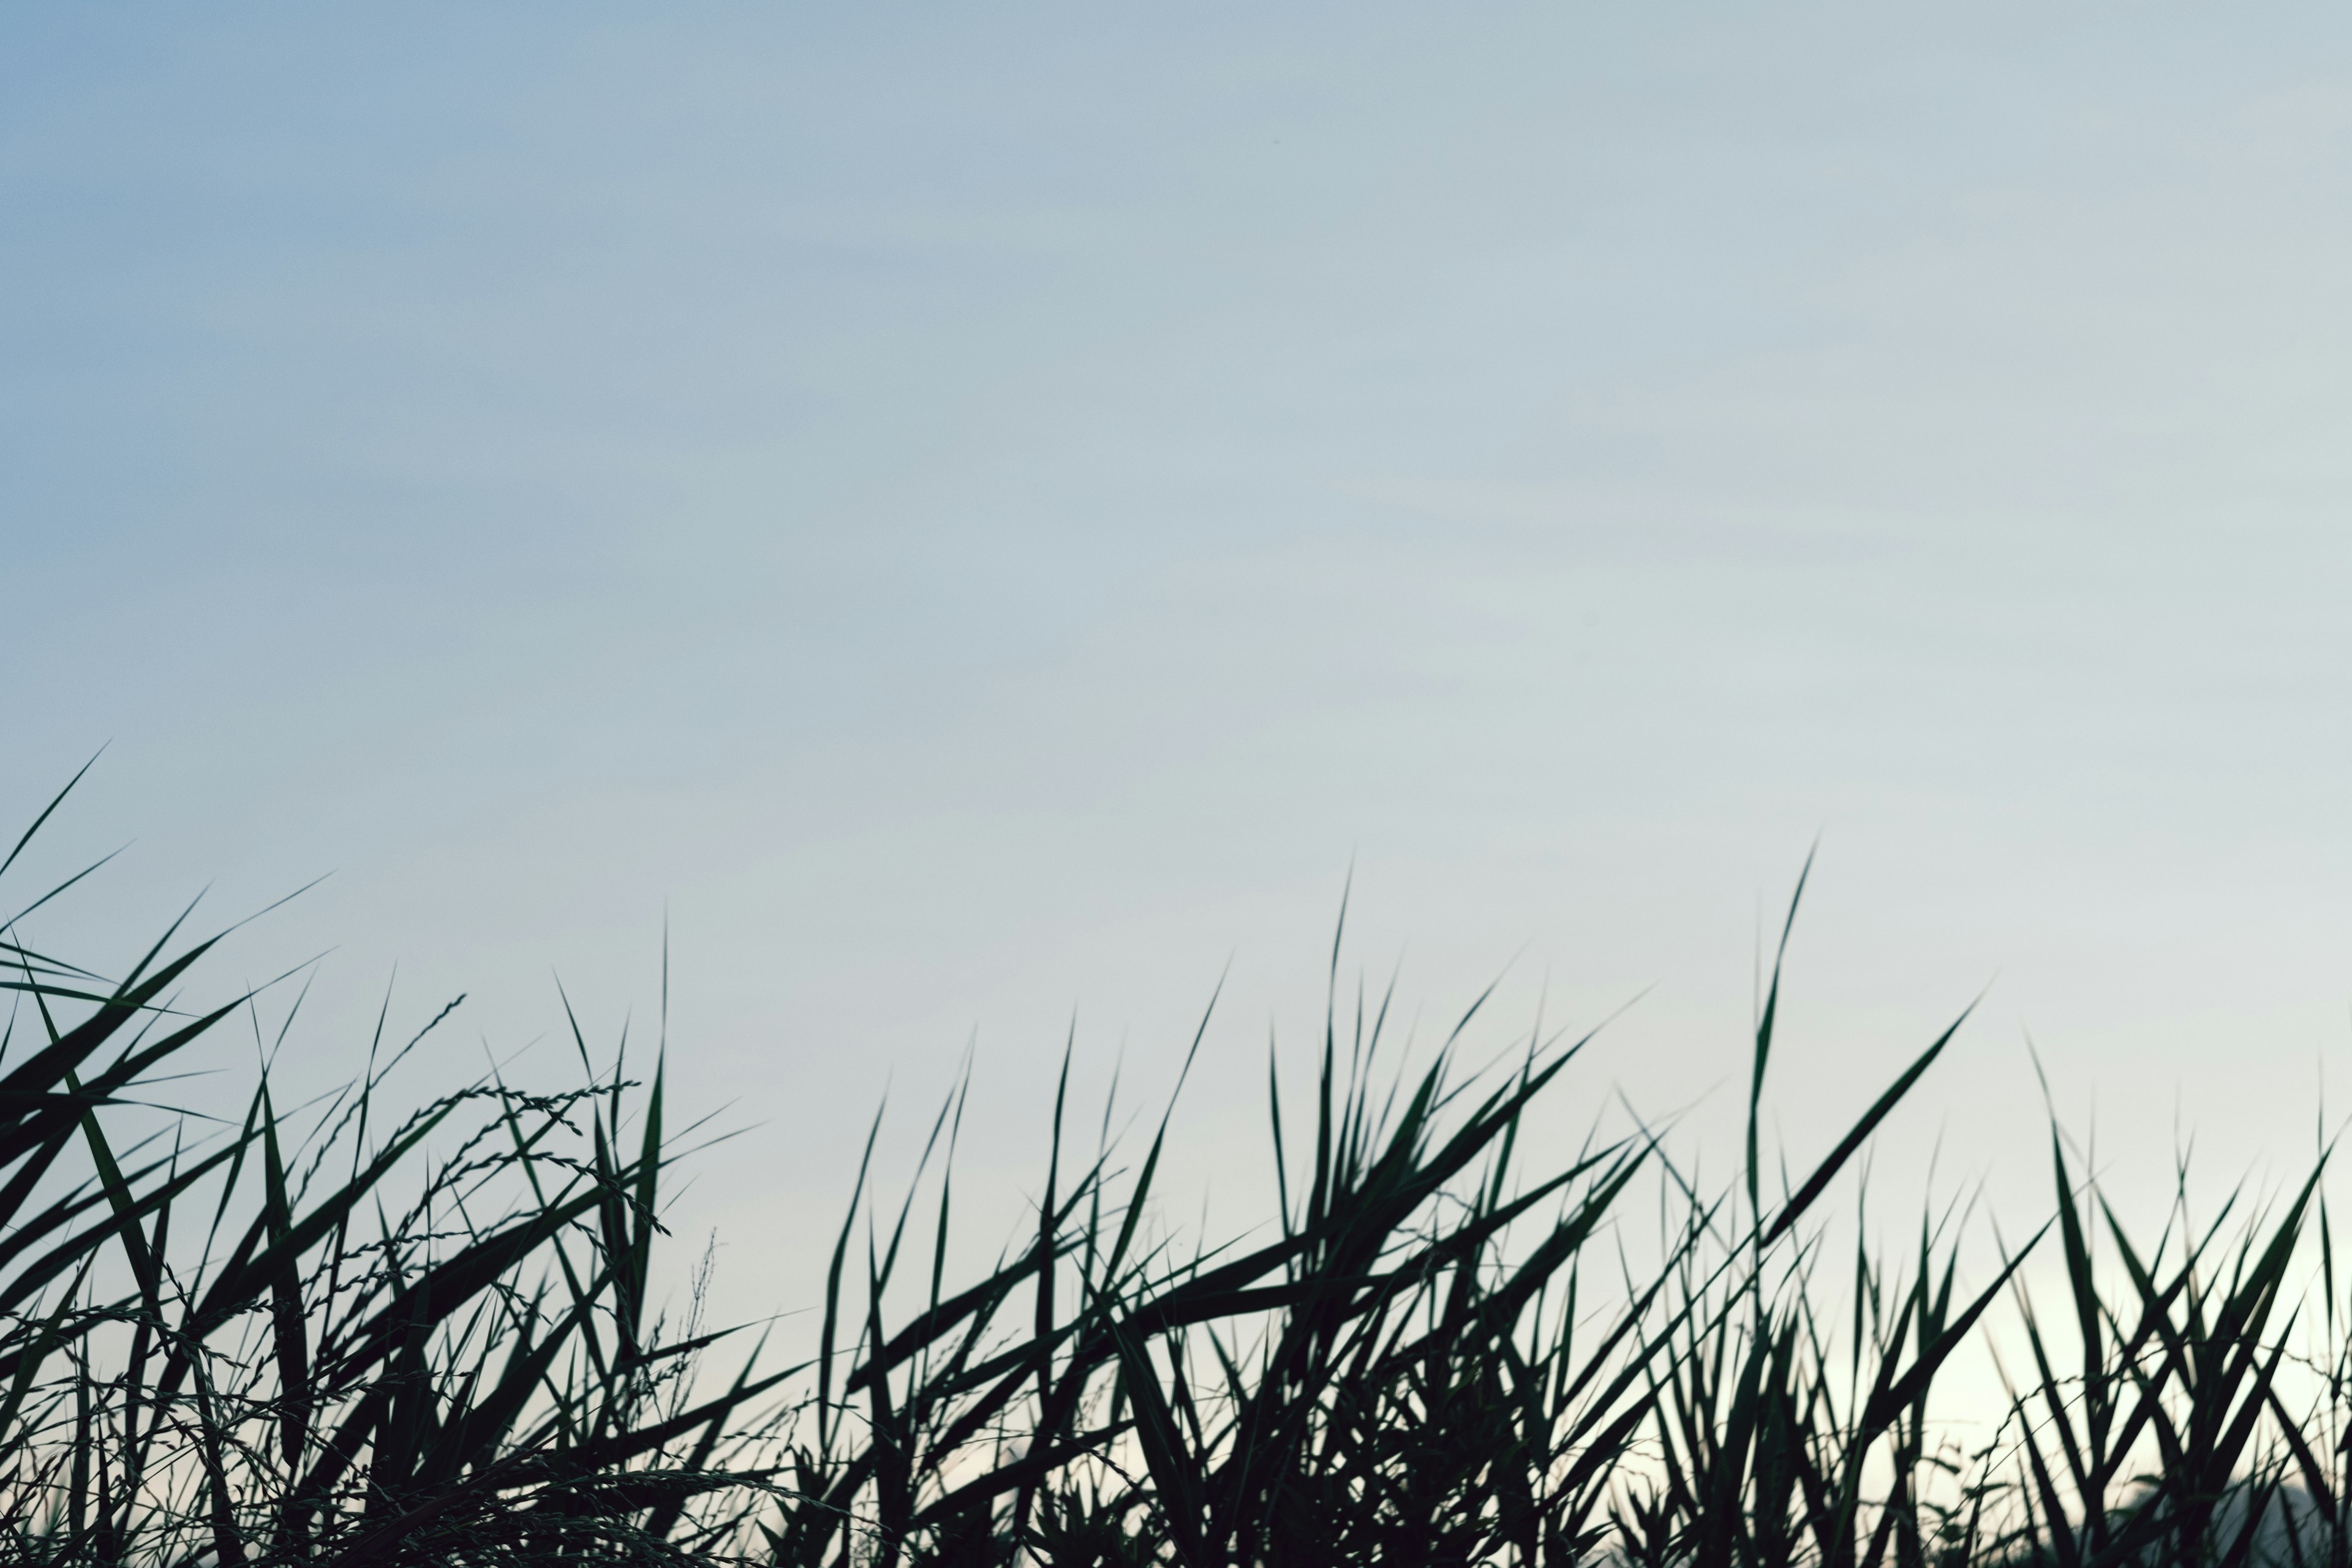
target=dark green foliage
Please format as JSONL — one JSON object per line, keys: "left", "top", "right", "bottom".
{"left": 0, "top": 777, "right": 791, "bottom": 1566}
{"left": 2, "top": 781, "right": 2348, "bottom": 1566}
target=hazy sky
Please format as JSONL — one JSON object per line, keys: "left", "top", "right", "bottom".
{"left": 9, "top": 6, "right": 2352, "bottom": 1321}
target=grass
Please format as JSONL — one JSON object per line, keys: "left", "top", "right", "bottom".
{"left": 2, "top": 778, "right": 2348, "bottom": 1567}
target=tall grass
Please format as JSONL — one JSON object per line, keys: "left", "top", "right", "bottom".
{"left": 2, "top": 780, "right": 2346, "bottom": 1566}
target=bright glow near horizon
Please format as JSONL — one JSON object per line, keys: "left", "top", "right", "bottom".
{"left": 8, "top": 6, "right": 2352, "bottom": 1332}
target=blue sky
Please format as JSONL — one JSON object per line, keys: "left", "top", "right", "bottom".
{"left": 9, "top": 6, "right": 2352, "bottom": 1317}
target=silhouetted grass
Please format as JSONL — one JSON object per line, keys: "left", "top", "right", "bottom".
{"left": 1, "top": 777, "right": 2344, "bottom": 1567}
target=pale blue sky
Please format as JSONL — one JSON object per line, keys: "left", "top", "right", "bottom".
{"left": 9, "top": 6, "right": 2352, "bottom": 1316}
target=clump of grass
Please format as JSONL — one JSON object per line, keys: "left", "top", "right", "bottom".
{"left": 2, "top": 774, "right": 2346, "bottom": 1567}
{"left": 760, "top": 865, "right": 2004, "bottom": 1568}
{"left": 0, "top": 773, "right": 793, "bottom": 1565}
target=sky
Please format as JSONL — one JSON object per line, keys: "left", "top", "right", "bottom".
{"left": 7, "top": 5, "right": 2352, "bottom": 1328}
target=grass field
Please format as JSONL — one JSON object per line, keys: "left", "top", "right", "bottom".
{"left": 4, "top": 784, "right": 2345, "bottom": 1567}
